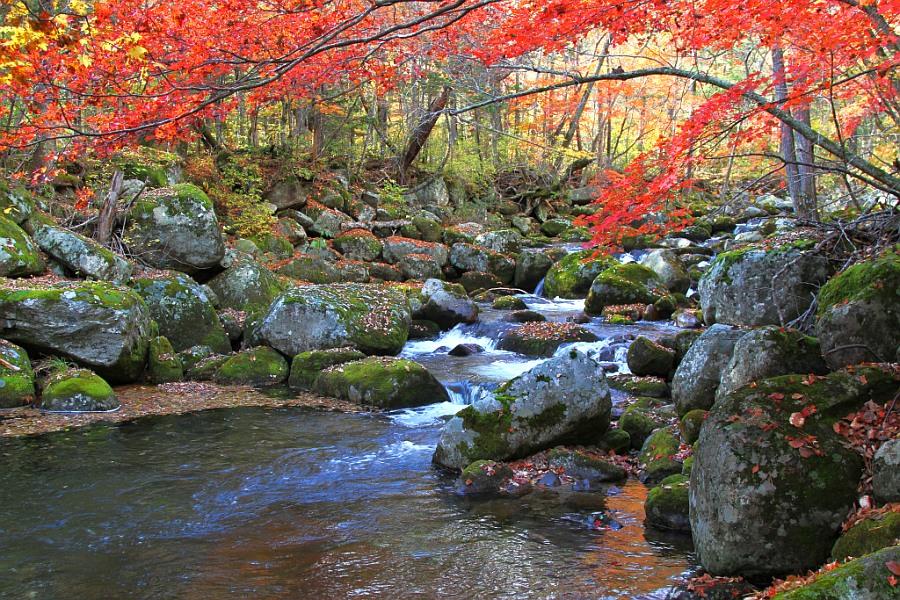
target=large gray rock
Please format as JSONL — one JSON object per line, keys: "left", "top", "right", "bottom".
{"left": 313, "top": 356, "right": 450, "bottom": 409}
{"left": 474, "top": 229, "right": 523, "bottom": 255}
{"left": 0, "top": 282, "right": 152, "bottom": 383}
{"left": 0, "top": 214, "right": 45, "bottom": 278}
{"left": 449, "top": 243, "right": 515, "bottom": 284}
{"left": 873, "top": 439, "right": 900, "bottom": 504}
{"left": 699, "top": 241, "right": 835, "bottom": 327}
{"left": 205, "top": 253, "right": 287, "bottom": 316}
{"left": 815, "top": 250, "right": 900, "bottom": 369}
{"left": 33, "top": 225, "right": 132, "bottom": 283}
{"left": 716, "top": 326, "right": 828, "bottom": 402}
{"left": 382, "top": 236, "right": 449, "bottom": 267}
{"left": 671, "top": 324, "right": 747, "bottom": 417}
{"left": 249, "top": 283, "right": 411, "bottom": 356}
{"left": 125, "top": 184, "right": 225, "bottom": 275}
{"left": 263, "top": 176, "right": 310, "bottom": 210}
{"left": 514, "top": 249, "right": 554, "bottom": 293}
{"left": 131, "top": 272, "right": 231, "bottom": 353}
{"left": 690, "top": 374, "right": 868, "bottom": 579}
{"left": 433, "top": 351, "right": 612, "bottom": 470}
{"left": 640, "top": 249, "right": 691, "bottom": 294}
{"left": 414, "top": 279, "right": 479, "bottom": 329}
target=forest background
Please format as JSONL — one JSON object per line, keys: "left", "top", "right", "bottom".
{"left": 2, "top": 0, "right": 900, "bottom": 245}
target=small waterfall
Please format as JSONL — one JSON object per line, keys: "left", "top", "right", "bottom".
{"left": 533, "top": 277, "right": 546, "bottom": 297}
{"left": 444, "top": 380, "right": 497, "bottom": 406}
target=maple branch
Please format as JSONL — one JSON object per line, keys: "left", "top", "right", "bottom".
{"left": 450, "top": 66, "right": 900, "bottom": 198}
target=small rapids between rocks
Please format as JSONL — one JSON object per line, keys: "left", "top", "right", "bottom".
{"left": 0, "top": 291, "right": 696, "bottom": 599}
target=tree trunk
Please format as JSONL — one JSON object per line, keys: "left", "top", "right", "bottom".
{"left": 95, "top": 171, "right": 123, "bottom": 246}
{"left": 399, "top": 85, "right": 449, "bottom": 179}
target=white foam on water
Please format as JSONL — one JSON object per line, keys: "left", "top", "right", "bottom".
{"left": 401, "top": 324, "right": 499, "bottom": 356}
{"left": 521, "top": 296, "right": 586, "bottom": 313}
{"left": 473, "top": 358, "right": 547, "bottom": 380}
{"left": 388, "top": 402, "right": 466, "bottom": 428}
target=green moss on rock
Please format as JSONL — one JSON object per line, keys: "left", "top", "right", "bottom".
{"left": 39, "top": 368, "right": 118, "bottom": 412}
{"left": 313, "top": 356, "right": 449, "bottom": 408}
{"left": 543, "top": 250, "right": 615, "bottom": 299}
{"left": 831, "top": 510, "right": 900, "bottom": 562}
{"left": 457, "top": 459, "right": 515, "bottom": 495}
{"left": 213, "top": 346, "right": 288, "bottom": 386}
{"left": 0, "top": 339, "right": 35, "bottom": 407}
{"left": 645, "top": 474, "right": 691, "bottom": 533}
{"left": 288, "top": 347, "right": 366, "bottom": 390}
{"left": 773, "top": 545, "right": 900, "bottom": 599}
{"left": 585, "top": 263, "right": 667, "bottom": 315}
{"left": 147, "top": 336, "right": 183, "bottom": 384}
{"left": 547, "top": 448, "right": 627, "bottom": 482}
{"left": 639, "top": 426, "right": 682, "bottom": 483}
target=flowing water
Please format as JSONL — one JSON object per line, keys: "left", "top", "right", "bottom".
{"left": 0, "top": 292, "right": 696, "bottom": 599}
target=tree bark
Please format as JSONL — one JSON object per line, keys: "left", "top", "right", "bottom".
{"left": 399, "top": 85, "right": 449, "bottom": 179}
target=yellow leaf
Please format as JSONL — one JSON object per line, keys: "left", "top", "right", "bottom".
{"left": 127, "top": 45, "right": 148, "bottom": 61}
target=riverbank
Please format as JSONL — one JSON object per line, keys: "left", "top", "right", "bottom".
{"left": 0, "top": 383, "right": 371, "bottom": 438}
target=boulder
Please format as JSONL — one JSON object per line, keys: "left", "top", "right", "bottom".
{"left": 831, "top": 511, "right": 900, "bottom": 562}
{"left": 276, "top": 254, "right": 341, "bottom": 284}
{"left": 205, "top": 253, "right": 287, "bottom": 317}
{"left": 0, "top": 282, "right": 152, "bottom": 383}
{"left": 125, "top": 184, "right": 225, "bottom": 275}
{"left": 640, "top": 249, "right": 691, "bottom": 294}
{"left": 619, "top": 397, "right": 670, "bottom": 450}
{"left": 39, "top": 368, "right": 119, "bottom": 412}
{"left": 333, "top": 229, "right": 383, "bottom": 262}
{"left": 0, "top": 180, "right": 35, "bottom": 224}
{"left": 699, "top": 240, "right": 835, "bottom": 327}
{"left": 411, "top": 214, "right": 443, "bottom": 243}
{"left": 514, "top": 249, "right": 554, "bottom": 293}
{"left": 33, "top": 224, "right": 132, "bottom": 282}
{"left": 457, "top": 460, "right": 515, "bottom": 495}
{"left": 415, "top": 278, "right": 479, "bottom": 329}
{"left": 873, "top": 439, "right": 900, "bottom": 504}
{"left": 249, "top": 283, "right": 411, "bottom": 356}
{"left": 0, "top": 215, "right": 45, "bottom": 278}
{"left": 543, "top": 250, "right": 615, "bottom": 299}
{"left": 626, "top": 336, "right": 676, "bottom": 378}
{"left": 433, "top": 351, "right": 612, "bottom": 470}
{"left": 474, "top": 229, "right": 523, "bottom": 255}
{"left": 288, "top": 347, "right": 366, "bottom": 390}
{"left": 815, "top": 249, "right": 900, "bottom": 369}
{"left": 540, "top": 218, "right": 572, "bottom": 237}
{"left": 497, "top": 322, "right": 597, "bottom": 357}
{"left": 263, "top": 176, "right": 310, "bottom": 210}
{"left": 644, "top": 474, "right": 691, "bottom": 533}
{"left": 671, "top": 324, "right": 747, "bottom": 417}
{"left": 398, "top": 253, "right": 443, "bottom": 280}
{"left": 212, "top": 346, "right": 289, "bottom": 386}
{"left": 313, "top": 356, "right": 449, "bottom": 409}
{"left": 638, "top": 426, "right": 683, "bottom": 483}
{"left": 311, "top": 208, "right": 352, "bottom": 238}
{"left": 491, "top": 295, "right": 528, "bottom": 311}
{"left": 382, "top": 236, "right": 449, "bottom": 267}
{"left": 690, "top": 373, "right": 875, "bottom": 579}
{"left": 147, "top": 336, "right": 183, "bottom": 384}
{"left": 772, "top": 545, "right": 900, "bottom": 600}
{"left": 715, "top": 326, "right": 828, "bottom": 402}
{"left": 449, "top": 243, "right": 515, "bottom": 284}
{"left": 131, "top": 272, "right": 231, "bottom": 353}
{"left": 547, "top": 448, "right": 627, "bottom": 482}
{"left": 584, "top": 263, "right": 667, "bottom": 315}
{"left": 0, "top": 339, "right": 35, "bottom": 407}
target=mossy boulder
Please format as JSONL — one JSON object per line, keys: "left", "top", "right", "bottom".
{"left": 458, "top": 270, "right": 503, "bottom": 293}
{"left": 412, "top": 214, "right": 444, "bottom": 243}
{"left": 249, "top": 232, "right": 294, "bottom": 260}
{"left": 433, "top": 351, "right": 612, "bottom": 470}
{"left": 449, "top": 243, "right": 515, "bottom": 284}
{"left": 275, "top": 253, "right": 341, "bottom": 284}
{"left": 288, "top": 347, "right": 366, "bottom": 390}
{"left": 147, "top": 336, "right": 183, "bottom": 384}
{"left": 539, "top": 218, "right": 572, "bottom": 238}
{"left": 639, "top": 426, "right": 683, "bottom": 483}
{"left": 456, "top": 460, "right": 515, "bottom": 495}
{"left": 815, "top": 249, "right": 900, "bottom": 370}
{"left": 497, "top": 322, "right": 597, "bottom": 357}
{"left": 608, "top": 374, "right": 669, "bottom": 398}
{"left": 250, "top": 283, "right": 411, "bottom": 356}
{"left": 716, "top": 326, "right": 828, "bottom": 402}
{"left": 831, "top": 511, "right": 900, "bottom": 562}
{"left": 0, "top": 215, "right": 45, "bottom": 278}
{"left": 131, "top": 272, "right": 231, "bottom": 354}
{"left": 619, "top": 398, "right": 670, "bottom": 450}
{"left": 0, "top": 282, "right": 152, "bottom": 383}
{"left": 597, "top": 428, "right": 632, "bottom": 455}
{"left": 0, "top": 339, "right": 35, "bottom": 407}
{"left": 672, "top": 324, "right": 747, "bottom": 417}
{"left": 772, "top": 545, "right": 900, "bottom": 600}
{"left": 626, "top": 336, "right": 676, "bottom": 378}
{"left": 679, "top": 409, "right": 707, "bottom": 445}
{"left": 543, "top": 250, "right": 615, "bottom": 299}
{"left": 689, "top": 371, "right": 880, "bottom": 579}
{"left": 212, "top": 346, "right": 289, "bottom": 386}
{"left": 382, "top": 236, "right": 449, "bottom": 267}
{"left": 125, "top": 184, "right": 225, "bottom": 275}
{"left": 584, "top": 263, "right": 667, "bottom": 315}
{"left": 0, "top": 180, "right": 36, "bottom": 224}
{"left": 414, "top": 278, "right": 479, "bottom": 329}
{"left": 333, "top": 229, "right": 383, "bottom": 262}
{"left": 474, "top": 229, "right": 523, "bottom": 255}
{"left": 640, "top": 249, "right": 691, "bottom": 294}
{"left": 514, "top": 249, "right": 554, "bottom": 293}
{"left": 699, "top": 240, "right": 835, "bottom": 327}
{"left": 39, "top": 368, "right": 118, "bottom": 412}
{"left": 313, "top": 356, "right": 449, "bottom": 409}
{"left": 547, "top": 448, "right": 627, "bottom": 482}
{"left": 398, "top": 253, "right": 443, "bottom": 280}
{"left": 205, "top": 253, "right": 287, "bottom": 317}
{"left": 491, "top": 295, "right": 528, "bottom": 311}
{"left": 184, "top": 352, "right": 230, "bottom": 382}
{"left": 443, "top": 223, "right": 483, "bottom": 246}
{"left": 32, "top": 225, "right": 131, "bottom": 283}
{"left": 645, "top": 474, "right": 691, "bottom": 533}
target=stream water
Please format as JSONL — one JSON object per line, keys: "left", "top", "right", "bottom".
{"left": 0, "top": 292, "right": 697, "bottom": 599}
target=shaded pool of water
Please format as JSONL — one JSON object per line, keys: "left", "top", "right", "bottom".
{"left": 0, "top": 404, "right": 694, "bottom": 599}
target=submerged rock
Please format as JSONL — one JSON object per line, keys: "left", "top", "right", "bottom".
{"left": 456, "top": 460, "right": 515, "bottom": 495}
{"left": 433, "top": 351, "right": 612, "bottom": 470}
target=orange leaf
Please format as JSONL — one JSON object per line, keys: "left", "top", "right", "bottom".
{"left": 752, "top": 464, "right": 760, "bottom": 473}
{"left": 887, "top": 561, "right": 900, "bottom": 575}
